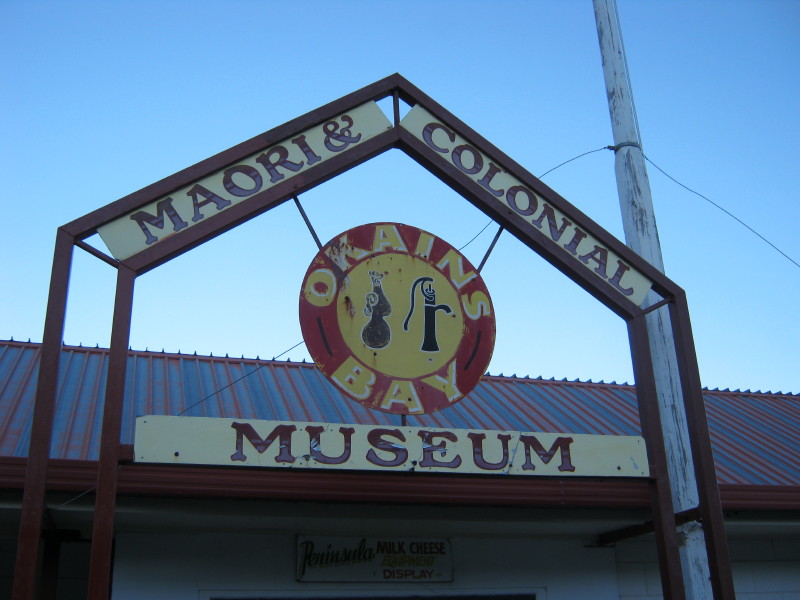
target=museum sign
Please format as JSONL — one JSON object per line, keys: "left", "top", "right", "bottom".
{"left": 134, "top": 416, "right": 649, "bottom": 478}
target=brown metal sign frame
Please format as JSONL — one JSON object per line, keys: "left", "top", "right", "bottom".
{"left": 13, "top": 74, "right": 734, "bottom": 599}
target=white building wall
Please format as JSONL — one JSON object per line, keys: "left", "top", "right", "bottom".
{"left": 3, "top": 525, "right": 798, "bottom": 599}
{"left": 111, "top": 532, "right": 620, "bottom": 600}
{"left": 615, "top": 538, "right": 800, "bottom": 599}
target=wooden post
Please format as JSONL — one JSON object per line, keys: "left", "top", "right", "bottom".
{"left": 628, "top": 315, "right": 686, "bottom": 600}
{"left": 593, "top": 1, "right": 732, "bottom": 598}
{"left": 87, "top": 265, "right": 136, "bottom": 599}
{"left": 13, "top": 229, "right": 74, "bottom": 600}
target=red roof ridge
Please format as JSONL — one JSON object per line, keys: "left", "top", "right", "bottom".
{"left": 2, "top": 339, "right": 797, "bottom": 397}
{"left": 481, "top": 373, "right": 634, "bottom": 390}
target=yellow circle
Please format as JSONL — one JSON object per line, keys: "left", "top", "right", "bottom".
{"left": 336, "top": 253, "right": 463, "bottom": 379}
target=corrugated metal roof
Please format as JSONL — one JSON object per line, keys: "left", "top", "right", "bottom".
{"left": 1, "top": 340, "right": 798, "bottom": 485}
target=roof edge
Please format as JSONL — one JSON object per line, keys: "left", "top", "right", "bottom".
{"left": 1, "top": 458, "right": 797, "bottom": 510}
{"left": 2, "top": 339, "right": 798, "bottom": 397}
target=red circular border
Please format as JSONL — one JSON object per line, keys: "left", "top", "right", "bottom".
{"left": 299, "top": 223, "right": 495, "bottom": 415}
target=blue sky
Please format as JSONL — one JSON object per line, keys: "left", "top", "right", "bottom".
{"left": 2, "top": 0, "right": 798, "bottom": 395}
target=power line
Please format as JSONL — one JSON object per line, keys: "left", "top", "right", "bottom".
{"left": 458, "top": 220, "right": 493, "bottom": 251}
{"left": 643, "top": 155, "right": 800, "bottom": 271}
{"left": 458, "top": 147, "right": 609, "bottom": 252}
{"left": 538, "top": 146, "right": 610, "bottom": 179}
{"left": 539, "top": 145, "right": 799, "bottom": 272}
{"left": 180, "top": 146, "right": 797, "bottom": 417}
{"left": 177, "top": 340, "right": 305, "bottom": 416}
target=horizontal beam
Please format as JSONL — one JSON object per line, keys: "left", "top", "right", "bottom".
{"left": 1, "top": 458, "right": 797, "bottom": 511}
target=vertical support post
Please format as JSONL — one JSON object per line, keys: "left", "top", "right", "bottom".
{"left": 392, "top": 90, "right": 401, "bottom": 127}
{"left": 13, "top": 228, "right": 75, "bottom": 600}
{"left": 670, "top": 294, "right": 736, "bottom": 599}
{"left": 87, "top": 265, "right": 136, "bottom": 600}
{"left": 628, "top": 315, "right": 686, "bottom": 600}
{"left": 593, "top": 1, "right": 731, "bottom": 597}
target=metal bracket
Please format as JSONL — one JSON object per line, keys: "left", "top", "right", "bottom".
{"left": 294, "top": 196, "right": 323, "bottom": 250}
{"left": 595, "top": 507, "right": 702, "bottom": 546}
{"left": 640, "top": 297, "right": 672, "bottom": 316}
{"left": 477, "top": 226, "right": 504, "bottom": 273}
{"left": 608, "top": 141, "right": 642, "bottom": 152}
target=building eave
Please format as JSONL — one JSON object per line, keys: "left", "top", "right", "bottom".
{"left": 1, "top": 456, "right": 797, "bottom": 512}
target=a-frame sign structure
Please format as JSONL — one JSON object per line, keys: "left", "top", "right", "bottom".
{"left": 14, "top": 74, "right": 734, "bottom": 599}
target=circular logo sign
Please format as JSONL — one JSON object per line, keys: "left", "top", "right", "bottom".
{"left": 299, "top": 223, "right": 495, "bottom": 415}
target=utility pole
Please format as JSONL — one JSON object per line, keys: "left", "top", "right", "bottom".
{"left": 593, "top": 1, "right": 724, "bottom": 597}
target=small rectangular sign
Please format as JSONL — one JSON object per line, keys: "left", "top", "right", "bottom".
{"left": 296, "top": 536, "right": 452, "bottom": 582}
{"left": 98, "top": 101, "right": 392, "bottom": 260}
{"left": 134, "top": 416, "right": 649, "bottom": 478}
{"left": 400, "top": 105, "right": 653, "bottom": 307}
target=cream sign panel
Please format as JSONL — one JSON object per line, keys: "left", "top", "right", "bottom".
{"left": 98, "top": 102, "right": 392, "bottom": 260}
{"left": 134, "top": 416, "right": 649, "bottom": 477}
{"left": 296, "top": 536, "right": 452, "bottom": 582}
{"left": 400, "top": 105, "right": 653, "bottom": 307}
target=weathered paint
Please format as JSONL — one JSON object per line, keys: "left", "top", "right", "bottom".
{"left": 97, "top": 102, "right": 392, "bottom": 260}
{"left": 299, "top": 223, "right": 495, "bottom": 414}
{"left": 134, "top": 415, "right": 649, "bottom": 477}
{"left": 594, "top": 0, "right": 729, "bottom": 598}
{"left": 400, "top": 105, "right": 653, "bottom": 307}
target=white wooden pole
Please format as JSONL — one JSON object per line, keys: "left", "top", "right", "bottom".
{"left": 592, "top": 1, "right": 714, "bottom": 597}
